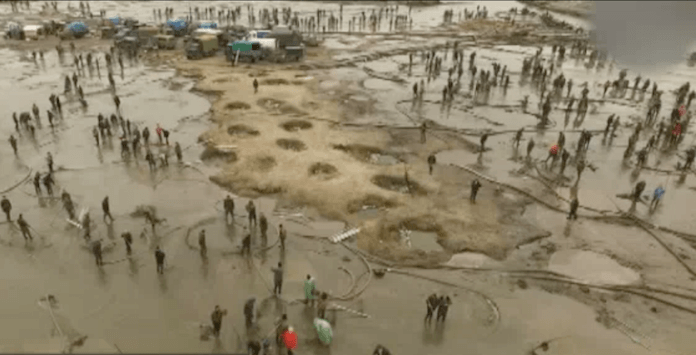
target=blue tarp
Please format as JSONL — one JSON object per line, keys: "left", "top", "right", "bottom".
{"left": 108, "top": 17, "right": 120, "bottom": 26}
{"left": 66, "top": 22, "right": 88, "bottom": 35}
{"left": 256, "top": 31, "right": 270, "bottom": 39}
{"left": 166, "top": 19, "right": 187, "bottom": 31}
{"left": 198, "top": 22, "right": 218, "bottom": 29}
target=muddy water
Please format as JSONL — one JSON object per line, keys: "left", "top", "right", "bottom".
{"left": 1, "top": 1, "right": 695, "bottom": 355}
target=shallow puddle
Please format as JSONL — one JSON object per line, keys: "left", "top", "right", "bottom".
{"left": 549, "top": 249, "right": 641, "bottom": 285}
{"left": 408, "top": 231, "right": 443, "bottom": 252}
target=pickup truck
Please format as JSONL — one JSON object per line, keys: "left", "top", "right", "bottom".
{"left": 186, "top": 34, "right": 219, "bottom": 59}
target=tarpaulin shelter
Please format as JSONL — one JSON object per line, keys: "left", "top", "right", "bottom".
{"left": 65, "top": 22, "right": 88, "bottom": 37}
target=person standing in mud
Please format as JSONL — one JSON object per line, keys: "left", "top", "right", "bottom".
{"left": 211, "top": 305, "right": 227, "bottom": 338}
{"left": 1, "top": 196, "right": 12, "bottom": 221}
{"left": 259, "top": 213, "right": 268, "bottom": 244}
{"left": 436, "top": 295, "right": 451, "bottom": 322}
{"left": 567, "top": 198, "right": 579, "bottom": 220}
{"left": 42, "top": 173, "right": 54, "bottom": 196}
{"left": 155, "top": 246, "right": 166, "bottom": 274}
{"left": 163, "top": 129, "right": 170, "bottom": 145}
{"left": 575, "top": 158, "right": 586, "bottom": 184}
{"left": 272, "top": 262, "right": 284, "bottom": 295}
{"left": 108, "top": 72, "right": 115, "bottom": 88}
{"left": 479, "top": 133, "right": 489, "bottom": 152}
{"left": 241, "top": 228, "right": 252, "bottom": 255}
{"left": 174, "top": 142, "right": 183, "bottom": 163}
{"left": 142, "top": 127, "right": 150, "bottom": 145}
{"left": 102, "top": 196, "right": 114, "bottom": 224}
{"left": 526, "top": 139, "right": 535, "bottom": 159}
{"left": 33, "top": 172, "right": 42, "bottom": 195}
{"left": 513, "top": 129, "right": 523, "bottom": 149}
{"left": 420, "top": 122, "right": 427, "bottom": 143}
{"left": 427, "top": 154, "right": 436, "bottom": 175}
{"left": 17, "top": 214, "right": 33, "bottom": 241}
{"left": 223, "top": 195, "right": 235, "bottom": 223}
{"left": 122, "top": 231, "right": 133, "bottom": 255}
{"left": 155, "top": 124, "right": 163, "bottom": 145}
{"left": 650, "top": 186, "right": 665, "bottom": 210}
{"left": 93, "top": 126, "right": 100, "bottom": 146}
{"left": 470, "top": 179, "right": 482, "bottom": 203}
{"left": 253, "top": 78, "right": 259, "bottom": 94}
{"left": 199, "top": 229, "right": 207, "bottom": 257}
{"left": 246, "top": 200, "right": 257, "bottom": 227}
{"left": 46, "top": 152, "right": 54, "bottom": 173}
{"left": 9, "top": 135, "right": 17, "bottom": 155}
{"left": 92, "top": 239, "right": 104, "bottom": 266}
{"left": 425, "top": 293, "right": 440, "bottom": 323}
{"left": 559, "top": 150, "right": 571, "bottom": 175}
{"left": 633, "top": 181, "right": 647, "bottom": 205}
{"left": 64, "top": 76, "right": 72, "bottom": 93}
{"left": 145, "top": 150, "right": 156, "bottom": 171}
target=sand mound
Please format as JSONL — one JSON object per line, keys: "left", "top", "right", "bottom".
{"left": 281, "top": 120, "right": 313, "bottom": 132}
{"left": 225, "top": 101, "right": 251, "bottom": 110}
{"left": 308, "top": 162, "right": 338, "bottom": 178}
{"left": 227, "top": 124, "right": 260, "bottom": 137}
{"left": 371, "top": 175, "right": 426, "bottom": 195}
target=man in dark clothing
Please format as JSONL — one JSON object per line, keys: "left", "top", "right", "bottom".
{"left": 92, "top": 239, "right": 104, "bottom": 266}
{"left": 526, "top": 139, "right": 535, "bottom": 158}
{"left": 684, "top": 148, "right": 696, "bottom": 171}
{"left": 567, "top": 198, "right": 579, "bottom": 220}
{"left": 279, "top": 224, "right": 287, "bottom": 250}
{"left": 514, "top": 128, "right": 523, "bottom": 149}
{"left": 560, "top": 150, "right": 571, "bottom": 175}
{"left": 244, "top": 297, "right": 256, "bottom": 327}
{"left": 247, "top": 340, "right": 261, "bottom": 355}
{"left": 163, "top": 129, "right": 170, "bottom": 145}
{"left": 17, "top": 214, "right": 33, "bottom": 241}
{"left": 425, "top": 293, "right": 440, "bottom": 323}
{"left": 427, "top": 154, "right": 436, "bottom": 175}
{"left": 241, "top": 230, "right": 252, "bottom": 256}
{"left": 42, "top": 173, "right": 54, "bottom": 196}
{"left": 102, "top": 196, "right": 114, "bottom": 223}
{"left": 174, "top": 142, "right": 183, "bottom": 163}
{"left": 436, "top": 296, "right": 451, "bottom": 322}
{"left": 33, "top": 172, "right": 42, "bottom": 195}
{"left": 143, "top": 127, "right": 150, "bottom": 145}
{"left": 272, "top": 262, "right": 283, "bottom": 295}
{"left": 155, "top": 246, "right": 166, "bottom": 274}
{"left": 199, "top": 229, "right": 207, "bottom": 257}
{"left": 420, "top": 122, "right": 427, "bottom": 143}
{"left": 633, "top": 181, "right": 646, "bottom": 204}
{"left": 479, "top": 133, "right": 489, "bottom": 152}
{"left": 9, "top": 135, "right": 17, "bottom": 155}
{"left": 1, "top": 196, "right": 12, "bottom": 221}
{"left": 253, "top": 78, "right": 259, "bottom": 94}
{"left": 246, "top": 200, "right": 257, "bottom": 227}
{"left": 145, "top": 150, "right": 156, "bottom": 171}
{"left": 122, "top": 231, "right": 133, "bottom": 254}
{"left": 470, "top": 179, "right": 481, "bottom": 203}
{"left": 46, "top": 153, "right": 54, "bottom": 173}
{"left": 259, "top": 213, "right": 268, "bottom": 244}
{"left": 223, "top": 195, "right": 235, "bottom": 223}
{"left": 211, "top": 305, "right": 227, "bottom": 338}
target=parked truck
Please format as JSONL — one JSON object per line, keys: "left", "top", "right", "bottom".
{"left": 186, "top": 34, "right": 219, "bottom": 59}
{"left": 226, "top": 41, "right": 263, "bottom": 63}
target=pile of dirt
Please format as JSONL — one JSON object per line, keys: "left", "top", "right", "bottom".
{"left": 261, "top": 78, "right": 289, "bottom": 85}
{"left": 332, "top": 144, "right": 385, "bottom": 162}
{"left": 370, "top": 175, "right": 426, "bottom": 195}
{"left": 225, "top": 101, "right": 251, "bottom": 110}
{"left": 251, "top": 155, "right": 277, "bottom": 172}
{"left": 227, "top": 124, "right": 260, "bottom": 137}
{"left": 281, "top": 120, "right": 313, "bottom": 132}
{"left": 346, "top": 194, "right": 397, "bottom": 213}
{"left": 200, "top": 146, "right": 238, "bottom": 162}
{"left": 276, "top": 138, "right": 307, "bottom": 151}
{"left": 308, "top": 162, "right": 338, "bottom": 177}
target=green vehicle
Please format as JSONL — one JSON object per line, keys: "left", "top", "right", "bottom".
{"left": 226, "top": 41, "right": 262, "bottom": 63}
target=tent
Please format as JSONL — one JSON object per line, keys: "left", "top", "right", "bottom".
{"left": 108, "top": 17, "right": 120, "bottom": 26}
{"left": 65, "top": 22, "right": 88, "bottom": 37}
{"left": 313, "top": 318, "right": 333, "bottom": 345}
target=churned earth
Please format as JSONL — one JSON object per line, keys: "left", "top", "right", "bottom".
{"left": 1, "top": 1, "right": 696, "bottom": 355}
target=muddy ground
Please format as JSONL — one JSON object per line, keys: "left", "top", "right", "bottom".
{"left": 1, "top": 1, "right": 696, "bottom": 355}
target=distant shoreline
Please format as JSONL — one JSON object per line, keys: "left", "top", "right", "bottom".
{"left": 518, "top": 0, "right": 593, "bottom": 19}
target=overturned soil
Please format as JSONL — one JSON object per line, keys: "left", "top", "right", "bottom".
{"left": 371, "top": 174, "right": 427, "bottom": 195}
{"left": 261, "top": 78, "right": 289, "bottom": 85}
{"left": 199, "top": 146, "right": 238, "bottom": 162}
{"left": 333, "top": 143, "right": 389, "bottom": 162}
{"left": 227, "top": 124, "right": 260, "bottom": 137}
{"left": 225, "top": 101, "right": 251, "bottom": 110}
{"left": 346, "top": 194, "right": 398, "bottom": 214}
{"left": 276, "top": 138, "right": 307, "bottom": 151}
{"left": 257, "top": 98, "right": 306, "bottom": 116}
{"left": 281, "top": 119, "right": 313, "bottom": 132}
{"left": 308, "top": 162, "right": 338, "bottom": 177}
